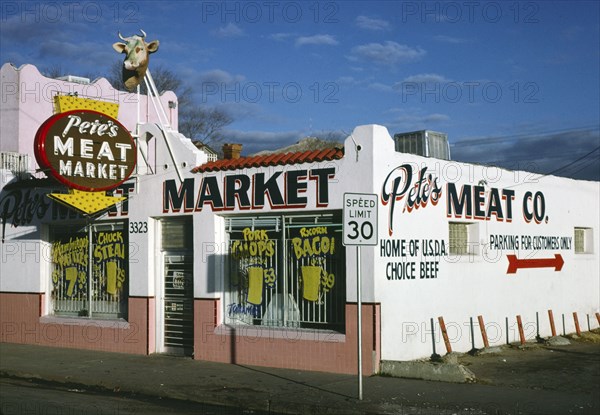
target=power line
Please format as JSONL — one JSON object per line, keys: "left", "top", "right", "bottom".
{"left": 471, "top": 149, "right": 597, "bottom": 166}
{"left": 569, "top": 156, "right": 600, "bottom": 177}
{"left": 545, "top": 146, "right": 600, "bottom": 176}
{"left": 450, "top": 125, "right": 600, "bottom": 179}
{"left": 451, "top": 125, "right": 599, "bottom": 147}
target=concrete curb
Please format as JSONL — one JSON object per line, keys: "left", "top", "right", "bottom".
{"left": 476, "top": 346, "right": 505, "bottom": 355}
{"left": 545, "top": 336, "right": 571, "bottom": 346}
{"left": 379, "top": 360, "right": 476, "bottom": 383}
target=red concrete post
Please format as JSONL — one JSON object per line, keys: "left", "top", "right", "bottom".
{"left": 477, "top": 315, "right": 490, "bottom": 348}
{"left": 573, "top": 312, "right": 581, "bottom": 336}
{"left": 516, "top": 315, "right": 526, "bottom": 345}
{"left": 548, "top": 310, "right": 557, "bottom": 337}
{"left": 438, "top": 316, "right": 452, "bottom": 354}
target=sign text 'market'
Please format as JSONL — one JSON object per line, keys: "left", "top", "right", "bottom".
{"left": 163, "top": 167, "right": 336, "bottom": 213}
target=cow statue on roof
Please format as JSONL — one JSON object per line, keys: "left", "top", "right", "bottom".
{"left": 112, "top": 30, "right": 159, "bottom": 92}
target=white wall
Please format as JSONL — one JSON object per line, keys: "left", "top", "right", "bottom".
{"left": 367, "top": 126, "right": 600, "bottom": 361}
{"left": 0, "top": 63, "right": 20, "bottom": 153}
{"left": 0, "top": 169, "right": 49, "bottom": 292}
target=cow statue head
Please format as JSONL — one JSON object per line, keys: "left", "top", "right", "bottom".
{"left": 112, "top": 30, "right": 159, "bottom": 92}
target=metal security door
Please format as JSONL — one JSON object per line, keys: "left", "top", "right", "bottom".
{"left": 160, "top": 217, "right": 194, "bottom": 356}
{"left": 163, "top": 253, "right": 193, "bottom": 355}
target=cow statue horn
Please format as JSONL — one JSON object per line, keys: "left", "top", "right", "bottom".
{"left": 113, "top": 30, "right": 159, "bottom": 92}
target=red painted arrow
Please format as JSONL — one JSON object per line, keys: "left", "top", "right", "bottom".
{"left": 507, "top": 254, "right": 564, "bottom": 274}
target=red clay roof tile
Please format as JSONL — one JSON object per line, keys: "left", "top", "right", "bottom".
{"left": 280, "top": 152, "right": 295, "bottom": 163}
{"left": 192, "top": 147, "right": 344, "bottom": 173}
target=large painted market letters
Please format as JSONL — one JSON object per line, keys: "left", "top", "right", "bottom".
{"left": 163, "top": 167, "right": 335, "bottom": 213}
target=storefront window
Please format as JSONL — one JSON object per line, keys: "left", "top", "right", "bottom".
{"left": 225, "top": 213, "right": 345, "bottom": 332}
{"left": 50, "top": 221, "right": 128, "bottom": 319}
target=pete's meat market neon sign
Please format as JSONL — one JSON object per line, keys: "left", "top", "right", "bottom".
{"left": 34, "top": 110, "right": 136, "bottom": 192}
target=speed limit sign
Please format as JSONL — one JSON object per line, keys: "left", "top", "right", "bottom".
{"left": 343, "top": 193, "right": 378, "bottom": 246}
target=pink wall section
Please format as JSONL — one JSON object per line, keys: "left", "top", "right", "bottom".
{"left": 0, "top": 292, "right": 380, "bottom": 374}
{"left": 0, "top": 293, "right": 151, "bottom": 354}
{"left": 194, "top": 299, "right": 381, "bottom": 375}
{"left": 146, "top": 297, "right": 156, "bottom": 354}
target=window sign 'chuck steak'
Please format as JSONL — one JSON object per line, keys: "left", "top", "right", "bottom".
{"left": 34, "top": 110, "right": 137, "bottom": 192}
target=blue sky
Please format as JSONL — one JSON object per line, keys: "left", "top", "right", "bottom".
{"left": 1, "top": 1, "right": 599, "bottom": 179}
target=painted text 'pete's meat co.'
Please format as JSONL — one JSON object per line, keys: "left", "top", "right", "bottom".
{"left": 381, "top": 163, "right": 549, "bottom": 236}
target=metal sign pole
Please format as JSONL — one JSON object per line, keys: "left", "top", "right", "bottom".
{"left": 343, "top": 192, "right": 377, "bottom": 402}
{"left": 357, "top": 245, "right": 363, "bottom": 401}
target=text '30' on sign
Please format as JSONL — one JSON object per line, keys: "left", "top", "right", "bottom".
{"left": 343, "top": 193, "right": 378, "bottom": 246}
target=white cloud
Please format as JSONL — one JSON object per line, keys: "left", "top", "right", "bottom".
{"left": 386, "top": 108, "right": 450, "bottom": 129}
{"left": 349, "top": 41, "right": 425, "bottom": 66}
{"left": 38, "top": 40, "right": 115, "bottom": 68}
{"left": 433, "top": 35, "right": 470, "bottom": 44}
{"left": 295, "top": 34, "right": 339, "bottom": 47}
{"left": 336, "top": 76, "right": 358, "bottom": 85}
{"left": 212, "top": 22, "right": 244, "bottom": 38}
{"left": 394, "top": 112, "right": 449, "bottom": 124}
{"left": 392, "top": 73, "right": 453, "bottom": 92}
{"left": 355, "top": 15, "right": 391, "bottom": 31}
{"left": 0, "top": 16, "right": 85, "bottom": 43}
{"left": 196, "top": 69, "right": 245, "bottom": 84}
{"left": 401, "top": 73, "right": 451, "bottom": 83}
{"left": 424, "top": 113, "right": 451, "bottom": 122}
{"left": 180, "top": 68, "right": 246, "bottom": 103}
{"left": 269, "top": 32, "right": 294, "bottom": 41}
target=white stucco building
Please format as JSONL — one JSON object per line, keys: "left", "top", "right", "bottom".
{"left": 1, "top": 63, "right": 599, "bottom": 374}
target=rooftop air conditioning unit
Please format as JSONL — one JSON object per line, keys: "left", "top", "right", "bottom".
{"left": 57, "top": 75, "right": 91, "bottom": 84}
{"left": 393, "top": 130, "right": 451, "bottom": 160}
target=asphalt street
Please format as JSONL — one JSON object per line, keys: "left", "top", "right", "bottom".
{"left": 1, "top": 333, "right": 599, "bottom": 415}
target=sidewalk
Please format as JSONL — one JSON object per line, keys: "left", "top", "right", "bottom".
{"left": 1, "top": 337, "right": 599, "bottom": 415}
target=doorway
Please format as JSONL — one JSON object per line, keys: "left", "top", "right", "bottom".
{"left": 160, "top": 217, "right": 193, "bottom": 356}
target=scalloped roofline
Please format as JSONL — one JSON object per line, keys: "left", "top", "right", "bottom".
{"left": 0, "top": 62, "right": 176, "bottom": 97}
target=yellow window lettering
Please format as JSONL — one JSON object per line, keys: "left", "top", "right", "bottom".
{"left": 292, "top": 236, "right": 335, "bottom": 259}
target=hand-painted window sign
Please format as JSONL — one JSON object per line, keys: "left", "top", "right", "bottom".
{"left": 34, "top": 110, "right": 136, "bottom": 192}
